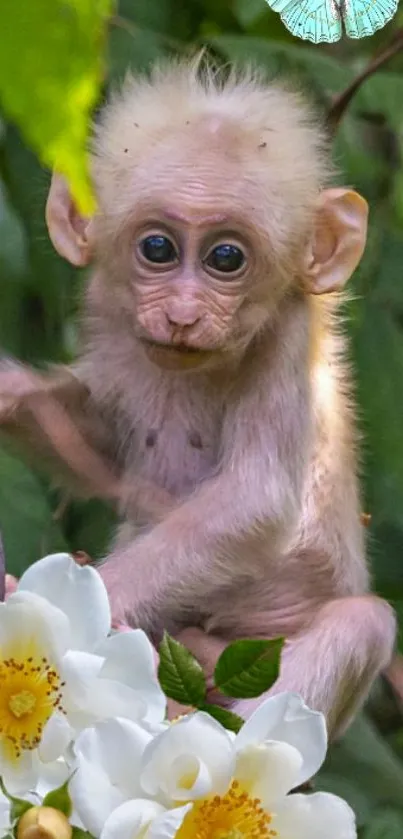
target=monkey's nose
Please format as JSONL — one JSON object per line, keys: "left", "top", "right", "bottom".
{"left": 166, "top": 313, "right": 201, "bottom": 329}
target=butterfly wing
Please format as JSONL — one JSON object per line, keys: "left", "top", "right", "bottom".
{"left": 343, "top": 0, "right": 398, "bottom": 37}
{"left": 266, "top": 0, "right": 342, "bottom": 43}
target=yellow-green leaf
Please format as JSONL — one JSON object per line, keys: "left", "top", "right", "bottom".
{"left": 0, "top": 0, "right": 115, "bottom": 214}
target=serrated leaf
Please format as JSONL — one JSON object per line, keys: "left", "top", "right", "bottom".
{"left": 158, "top": 632, "right": 206, "bottom": 706}
{"left": 214, "top": 638, "right": 284, "bottom": 699}
{"left": 0, "top": 0, "right": 114, "bottom": 214}
{"left": 0, "top": 777, "right": 32, "bottom": 821}
{"left": 43, "top": 779, "right": 72, "bottom": 817}
{"left": 199, "top": 702, "right": 244, "bottom": 733}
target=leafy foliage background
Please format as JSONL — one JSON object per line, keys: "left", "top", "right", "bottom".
{"left": 1, "top": 1, "right": 403, "bottom": 834}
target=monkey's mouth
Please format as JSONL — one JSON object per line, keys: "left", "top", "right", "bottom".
{"left": 141, "top": 338, "right": 216, "bottom": 369}
{"left": 143, "top": 339, "right": 208, "bottom": 355}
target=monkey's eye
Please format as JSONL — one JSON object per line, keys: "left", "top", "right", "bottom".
{"left": 139, "top": 235, "right": 177, "bottom": 265}
{"left": 205, "top": 243, "right": 245, "bottom": 275}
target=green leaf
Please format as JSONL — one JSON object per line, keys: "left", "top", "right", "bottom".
{"left": 158, "top": 632, "right": 206, "bottom": 706}
{"left": 198, "top": 702, "right": 244, "bottom": 733}
{"left": 317, "top": 715, "right": 403, "bottom": 820}
{"left": 363, "top": 809, "right": 403, "bottom": 838}
{"left": 0, "top": 777, "right": 32, "bottom": 821}
{"left": 0, "top": 0, "right": 114, "bottom": 214}
{"left": 72, "top": 829, "right": 95, "bottom": 839}
{"left": 0, "top": 129, "right": 79, "bottom": 362}
{"left": 43, "top": 780, "right": 72, "bottom": 817}
{"left": 214, "top": 638, "right": 284, "bottom": 698}
{"left": 232, "top": 0, "right": 266, "bottom": 27}
{"left": 0, "top": 446, "right": 68, "bottom": 577}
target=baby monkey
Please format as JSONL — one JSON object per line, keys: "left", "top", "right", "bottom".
{"left": 0, "top": 59, "right": 395, "bottom": 739}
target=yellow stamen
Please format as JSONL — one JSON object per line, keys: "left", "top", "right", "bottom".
{"left": 0, "top": 645, "right": 64, "bottom": 762}
{"left": 9, "top": 691, "right": 37, "bottom": 718}
{"left": 175, "top": 780, "right": 278, "bottom": 839}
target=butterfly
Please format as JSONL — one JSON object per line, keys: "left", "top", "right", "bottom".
{"left": 265, "top": 0, "right": 399, "bottom": 43}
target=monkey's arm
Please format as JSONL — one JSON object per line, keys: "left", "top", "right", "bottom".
{"left": 99, "top": 299, "right": 311, "bottom": 628}
{"left": 0, "top": 360, "right": 174, "bottom": 520}
{"left": 0, "top": 359, "right": 122, "bottom": 496}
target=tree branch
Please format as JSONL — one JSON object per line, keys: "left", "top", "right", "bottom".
{"left": 327, "top": 27, "right": 403, "bottom": 133}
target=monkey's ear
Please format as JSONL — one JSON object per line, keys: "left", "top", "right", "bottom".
{"left": 303, "top": 188, "right": 368, "bottom": 294}
{"left": 45, "top": 173, "right": 93, "bottom": 266}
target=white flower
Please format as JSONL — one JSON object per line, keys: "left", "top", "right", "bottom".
{"left": 70, "top": 692, "right": 357, "bottom": 839}
{"left": 101, "top": 800, "right": 190, "bottom": 839}
{"left": 69, "top": 718, "right": 155, "bottom": 836}
{"left": 0, "top": 553, "right": 165, "bottom": 794}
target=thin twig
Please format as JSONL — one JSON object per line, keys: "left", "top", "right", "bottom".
{"left": 327, "top": 27, "right": 403, "bottom": 132}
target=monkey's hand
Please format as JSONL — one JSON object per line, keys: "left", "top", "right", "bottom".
{"left": 0, "top": 359, "right": 83, "bottom": 417}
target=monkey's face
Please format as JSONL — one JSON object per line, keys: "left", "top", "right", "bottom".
{"left": 92, "top": 122, "right": 313, "bottom": 371}
{"left": 128, "top": 202, "right": 262, "bottom": 370}
{"left": 95, "top": 172, "right": 289, "bottom": 372}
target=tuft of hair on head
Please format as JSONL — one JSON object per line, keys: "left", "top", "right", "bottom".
{"left": 91, "top": 52, "right": 334, "bottom": 233}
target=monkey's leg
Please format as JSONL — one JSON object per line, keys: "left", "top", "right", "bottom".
{"left": 232, "top": 595, "right": 396, "bottom": 741}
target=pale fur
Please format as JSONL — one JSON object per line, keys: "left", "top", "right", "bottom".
{"left": 1, "top": 58, "right": 396, "bottom": 742}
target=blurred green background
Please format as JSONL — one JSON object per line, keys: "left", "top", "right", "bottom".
{"left": 1, "top": 1, "right": 403, "bottom": 833}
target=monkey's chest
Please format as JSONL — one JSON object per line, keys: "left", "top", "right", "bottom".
{"left": 130, "top": 415, "right": 220, "bottom": 498}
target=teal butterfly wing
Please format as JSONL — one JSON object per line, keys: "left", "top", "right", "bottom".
{"left": 266, "top": 0, "right": 342, "bottom": 43}
{"left": 342, "top": 0, "right": 399, "bottom": 37}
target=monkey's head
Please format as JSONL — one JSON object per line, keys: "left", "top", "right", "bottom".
{"left": 46, "top": 60, "right": 368, "bottom": 372}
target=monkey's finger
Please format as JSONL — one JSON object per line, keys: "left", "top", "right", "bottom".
{"left": 73, "top": 551, "right": 92, "bottom": 566}
{"left": 5, "top": 574, "right": 18, "bottom": 598}
{"left": 166, "top": 698, "right": 195, "bottom": 721}
{"left": 111, "top": 621, "right": 132, "bottom": 632}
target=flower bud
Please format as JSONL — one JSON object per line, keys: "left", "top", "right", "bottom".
{"left": 17, "top": 806, "right": 72, "bottom": 839}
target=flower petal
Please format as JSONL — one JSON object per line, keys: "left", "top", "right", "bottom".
{"left": 39, "top": 712, "right": 74, "bottom": 763}
{"left": 236, "top": 692, "right": 327, "bottom": 786}
{"left": 60, "top": 650, "right": 105, "bottom": 712}
{"left": 69, "top": 754, "right": 126, "bottom": 837}
{"left": 34, "top": 758, "right": 70, "bottom": 799}
{"left": 101, "top": 800, "right": 166, "bottom": 839}
{"left": 0, "top": 591, "right": 70, "bottom": 660}
{"left": 18, "top": 553, "right": 111, "bottom": 651}
{"left": 148, "top": 805, "right": 192, "bottom": 839}
{"left": 97, "top": 630, "right": 166, "bottom": 725}
{"left": 235, "top": 741, "right": 303, "bottom": 808}
{"left": 141, "top": 712, "right": 235, "bottom": 803}
{"left": 73, "top": 718, "right": 152, "bottom": 797}
{"left": 77, "top": 677, "right": 150, "bottom": 723}
{"left": 70, "top": 719, "right": 154, "bottom": 836}
{"left": 0, "top": 791, "right": 10, "bottom": 838}
{"left": 272, "top": 792, "right": 357, "bottom": 839}
{"left": 0, "top": 744, "right": 38, "bottom": 796}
